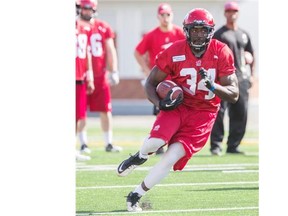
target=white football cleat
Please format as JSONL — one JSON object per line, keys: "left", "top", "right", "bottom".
{"left": 76, "top": 151, "right": 91, "bottom": 161}
{"left": 126, "top": 192, "right": 142, "bottom": 212}
{"left": 80, "top": 144, "right": 91, "bottom": 154}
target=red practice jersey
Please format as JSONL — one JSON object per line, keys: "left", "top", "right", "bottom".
{"left": 76, "top": 19, "right": 91, "bottom": 81}
{"left": 89, "top": 19, "right": 115, "bottom": 78}
{"left": 136, "top": 25, "right": 185, "bottom": 69}
{"left": 156, "top": 39, "right": 236, "bottom": 112}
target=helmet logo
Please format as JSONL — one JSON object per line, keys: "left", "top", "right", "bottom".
{"left": 193, "top": 20, "right": 206, "bottom": 25}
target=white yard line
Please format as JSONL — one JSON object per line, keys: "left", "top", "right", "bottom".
{"left": 76, "top": 206, "right": 258, "bottom": 215}
{"left": 76, "top": 163, "right": 258, "bottom": 172}
{"left": 76, "top": 181, "right": 258, "bottom": 190}
{"left": 76, "top": 163, "right": 258, "bottom": 215}
{"left": 223, "top": 170, "right": 259, "bottom": 173}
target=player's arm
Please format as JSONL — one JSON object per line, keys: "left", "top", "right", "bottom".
{"left": 145, "top": 66, "right": 167, "bottom": 106}
{"left": 86, "top": 47, "right": 95, "bottom": 94}
{"left": 105, "top": 38, "right": 119, "bottom": 85}
{"left": 199, "top": 68, "right": 239, "bottom": 103}
{"left": 106, "top": 38, "right": 118, "bottom": 72}
{"left": 145, "top": 66, "right": 182, "bottom": 110}
{"left": 134, "top": 50, "right": 151, "bottom": 78}
{"left": 250, "top": 52, "right": 255, "bottom": 77}
{"left": 245, "top": 36, "right": 255, "bottom": 77}
{"left": 249, "top": 52, "right": 256, "bottom": 87}
{"left": 245, "top": 50, "right": 255, "bottom": 77}
{"left": 215, "top": 73, "right": 239, "bottom": 103}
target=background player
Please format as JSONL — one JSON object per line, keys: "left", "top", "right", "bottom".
{"left": 210, "top": 1, "right": 255, "bottom": 155}
{"left": 134, "top": 2, "right": 185, "bottom": 154}
{"left": 79, "top": 0, "right": 122, "bottom": 152}
{"left": 76, "top": 2, "right": 95, "bottom": 160}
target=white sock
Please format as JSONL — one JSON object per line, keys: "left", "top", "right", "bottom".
{"left": 140, "top": 137, "right": 165, "bottom": 155}
{"left": 103, "top": 131, "right": 112, "bottom": 146}
{"left": 144, "top": 143, "right": 185, "bottom": 189}
{"left": 134, "top": 184, "right": 146, "bottom": 196}
{"left": 79, "top": 131, "right": 87, "bottom": 146}
{"left": 139, "top": 152, "right": 149, "bottom": 159}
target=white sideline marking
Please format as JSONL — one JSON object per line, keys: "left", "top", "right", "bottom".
{"left": 76, "top": 163, "right": 258, "bottom": 172}
{"left": 223, "top": 170, "right": 259, "bottom": 173}
{"left": 76, "top": 206, "right": 258, "bottom": 215}
{"left": 76, "top": 181, "right": 258, "bottom": 190}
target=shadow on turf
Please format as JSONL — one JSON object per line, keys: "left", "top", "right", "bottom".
{"left": 76, "top": 200, "right": 153, "bottom": 215}
{"left": 76, "top": 210, "right": 127, "bottom": 214}
{"left": 180, "top": 169, "right": 259, "bottom": 173}
{"left": 193, "top": 154, "right": 258, "bottom": 157}
{"left": 188, "top": 186, "right": 259, "bottom": 192}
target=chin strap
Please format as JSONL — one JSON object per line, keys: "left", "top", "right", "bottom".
{"left": 190, "top": 44, "right": 206, "bottom": 58}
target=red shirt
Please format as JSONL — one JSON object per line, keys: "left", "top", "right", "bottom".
{"left": 136, "top": 25, "right": 185, "bottom": 69}
{"left": 76, "top": 19, "right": 91, "bottom": 81}
{"left": 156, "top": 39, "right": 236, "bottom": 112}
{"left": 89, "top": 19, "right": 115, "bottom": 78}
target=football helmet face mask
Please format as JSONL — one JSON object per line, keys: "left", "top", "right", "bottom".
{"left": 183, "top": 8, "right": 215, "bottom": 52}
{"left": 79, "top": 0, "right": 98, "bottom": 21}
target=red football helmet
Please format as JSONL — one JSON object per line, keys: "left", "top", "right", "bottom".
{"left": 79, "top": 0, "right": 98, "bottom": 20}
{"left": 80, "top": 0, "right": 97, "bottom": 11}
{"left": 183, "top": 8, "right": 215, "bottom": 52}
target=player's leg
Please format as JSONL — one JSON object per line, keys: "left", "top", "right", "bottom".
{"left": 77, "top": 119, "right": 91, "bottom": 153}
{"left": 88, "top": 77, "right": 123, "bottom": 152}
{"left": 117, "top": 137, "right": 165, "bottom": 177}
{"left": 76, "top": 82, "right": 91, "bottom": 154}
{"left": 126, "top": 142, "right": 185, "bottom": 212}
{"left": 100, "top": 111, "right": 122, "bottom": 152}
{"left": 117, "top": 109, "right": 181, "bottom": 176}
{"left": 227, "top": 81, "right": 249, "bottom": 154}
{"left": 209, "top": 100, "right": 227, "bottom": 155}
{"left": 153, "top": 105, "right": 165, "bottom": 155}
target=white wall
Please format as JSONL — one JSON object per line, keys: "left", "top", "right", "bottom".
{"left": 97, "top": 0, "right": 259, "bottom": 79}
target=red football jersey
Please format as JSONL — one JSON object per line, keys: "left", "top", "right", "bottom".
{"left": 76, "top": 19, "right": 91, "bottom": 81}
{"left": 136, "top": 25, "right": 185, "bottom": 69}
{"left": 89, "top": 19, "right": 115, "bottom": 77}
{"left": 155, "top": 39, "right": 236, "bottom": 112}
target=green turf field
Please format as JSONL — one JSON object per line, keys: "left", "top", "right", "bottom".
{"left": 76, "top": 116, "right": 258, "bottom": 216}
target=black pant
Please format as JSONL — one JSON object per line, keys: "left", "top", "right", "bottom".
{"left": 210, "top": 79, "right": 251, "bottom": 152}
{"left": 153, "top": 105, "right": 160, "bottom": 116}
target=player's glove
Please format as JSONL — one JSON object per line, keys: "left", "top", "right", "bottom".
{"left": 199, "top": 68, "right": 216, "bottom": 92}
{"left": 108, "top": 71, "right": 120, "bottom": 86}
{"left": 159, "top": 90, "right": 183, "bottom": 111}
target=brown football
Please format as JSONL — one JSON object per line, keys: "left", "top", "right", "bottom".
{"left": 156, "top": 80, "right": 183, "bottom": 100}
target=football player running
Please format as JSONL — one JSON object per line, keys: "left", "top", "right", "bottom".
{"left": 116, "top": 8, "right": 239, "bottom": 212}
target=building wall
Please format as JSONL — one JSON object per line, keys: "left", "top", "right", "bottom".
{"left": 96, "top": 0, "right": 259, "bottom": 98}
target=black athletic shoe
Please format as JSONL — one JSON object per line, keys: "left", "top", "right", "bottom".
{"left": 117, "top": 152, "right": 147, "bottom": 177}
{"left": 126, "top": 192, "right": 142, "bottom": 212}
{"left": 105, "top": 143, "right": 123, "bottom": 152}
{"left": 80, "top": 144, "right": 91, "bottom": 154}
{"left": 226, "top": 148, "right": 245, "bottom": 154}
{"left": 210, "top": 148, "right": 221, "bottom": 156}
